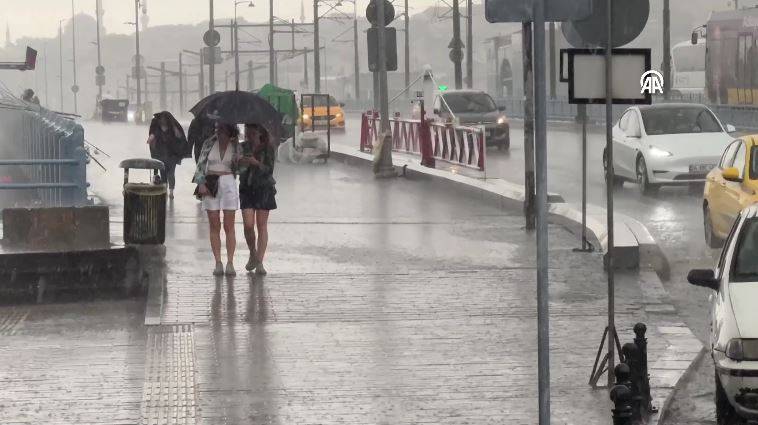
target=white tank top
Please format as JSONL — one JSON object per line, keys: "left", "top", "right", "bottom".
{"left": 206, "top": 140, "right": 233, "bottom": 174}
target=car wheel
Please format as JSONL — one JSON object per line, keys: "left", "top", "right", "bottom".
{"left": 704, "top": 206, "right": 724, "bottom": 249}
{"left": 716, "top": 371, "right": 739, "bottom": 425}
{"left": 636, "top": 156, "right": 658, "bottom": 195}
{"left": 603, "top": 150, "right": 624, "bottom": 188}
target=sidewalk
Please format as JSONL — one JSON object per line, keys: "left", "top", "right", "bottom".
{"left": 0, "top": 121, "right": 700, "bottom": 424}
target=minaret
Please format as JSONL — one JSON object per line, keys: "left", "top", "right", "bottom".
{"left": 300, "top": 0, "right": 306, "bottom": 23}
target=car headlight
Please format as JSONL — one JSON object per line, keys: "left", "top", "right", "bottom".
{"left": 726, "top": 339, "right": 758, "bottom": 361}
{"left": 302, "top": 114, "right": 310, "bottom": 120}
{"left": 649, "top": 146, "right": 673, "bottom": 158}
{"left": 335, "top": 112, "right": 343, "bottom": 118}
{"left": 497, "top": 116, "right": 508, "bottom": 125}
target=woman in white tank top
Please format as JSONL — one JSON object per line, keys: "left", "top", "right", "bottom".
{"left": 192, "top": 122, "right": 242, "bottom": 276}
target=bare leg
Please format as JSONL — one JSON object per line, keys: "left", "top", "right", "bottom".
{"left": 222, "top": 209, "right": 236, "bottom": 265}
{"left": 207, "top": 210, "right": 222, "bottom": 263}
{"left": 255, "top": 210, "right": 270, "bottom": 262}
{"left": 242, "top": 209, "right": 256, "bottom": 252}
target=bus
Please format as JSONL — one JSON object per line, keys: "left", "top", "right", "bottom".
{"left": 701, "top": 7, "right": 758, "bottom": 105}
{"left": 671, "top": 39, "right": 706, "bottom": 98}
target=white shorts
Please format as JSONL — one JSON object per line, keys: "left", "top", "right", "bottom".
{"left": 202, "top": 174, "right": 239, "bottom": 211}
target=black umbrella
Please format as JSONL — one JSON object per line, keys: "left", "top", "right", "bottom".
{"left": 189, "top": 90, "right": 283, "bottom": 137}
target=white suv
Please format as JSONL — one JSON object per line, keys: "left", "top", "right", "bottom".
{"left": 689, "top": 204, "right": 758, "bottom": 424}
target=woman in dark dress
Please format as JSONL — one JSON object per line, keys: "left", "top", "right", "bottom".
{"left": 148, "top": 111, "right": 187, "bottom": 199}
{"left": 238, "top": 124, "right": 277, "bottom": 275}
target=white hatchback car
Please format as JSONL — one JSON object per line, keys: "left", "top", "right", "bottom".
{"left": 688, "top": 205, "right": 758, "bottom": 424}
{"left": 605, "top": 103, "right": 735, "bottom": 195}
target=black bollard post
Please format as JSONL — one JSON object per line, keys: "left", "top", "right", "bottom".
{"left": 634, "top": 322, "right": 657, "bottom": 413}
{"left": 610, "top": 363, "right": 634, "bottom": 425}
{"left": 622, "top": 342, "right": 642, "bottom": 422}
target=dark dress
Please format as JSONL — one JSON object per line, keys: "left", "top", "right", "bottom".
{"left": 148, "top": 114, "right": 187, "bottom": 190}
{"left": 239, "top": 141, "right": 277, "bottom": 210}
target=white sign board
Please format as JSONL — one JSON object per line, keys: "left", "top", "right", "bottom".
{"left": 565, "top": 49, "right": 652, "bottom": 104}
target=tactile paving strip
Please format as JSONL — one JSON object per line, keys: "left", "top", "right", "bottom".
{"left": 141, "top": 324, "right": 199, "bottom": 425}
{"left": 0, "top": 307, "right": 29, "bottom": 335}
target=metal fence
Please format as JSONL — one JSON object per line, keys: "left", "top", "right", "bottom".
{"left": 0, "top": 98, "right": 88, "bottom": 207}
{"left": 495, "top": 95, "right": 758, "bottom": 131}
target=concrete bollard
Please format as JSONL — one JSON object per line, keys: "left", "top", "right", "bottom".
{"left": 634, "top": 322, "right": 657, "bottom": 414}
{"left": 621, "top": 342, "right": 642, "bottom": 422}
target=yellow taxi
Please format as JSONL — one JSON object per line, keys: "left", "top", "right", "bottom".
{"left": 704, "top": 135, "right": 758, "bottom": 247}
{"left": 300, "top": 95, "right": 345, "bottom": 131}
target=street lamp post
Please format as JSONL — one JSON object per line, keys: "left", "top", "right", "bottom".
{"left": 209, "top": 0, "right": 215, "bottom": 94}
{"left": 269, "top": 0, "right": 276, "bottom": 85}
{"left": 234, "top": 1, "right": 253, "bottom": 91}
{"left": 95, "top": 0, "right": 103, "bottom": 104}
{"left": 59, "top": 19, "right": 65, "bottom": 111}
{"left": 71, "top": 0, "right": 78, "bottom": 114}
{"left": 313, "top": 0, "right": 320, "bottom": 93}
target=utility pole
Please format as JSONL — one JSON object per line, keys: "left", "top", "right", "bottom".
{"left": 523, "top": 24, "right": 535, "bottom": 231}
{"left": 374, "top": 0, "right": 395, "bottom": 177}
{"left": 303, "top": 48, "right": 309, "bottom": 89}
{"left": 452, "top": 0, "right": 463, "bottom": 89}
{"left": 663, "top": 0, "right": 671, "bottom": 99}
{"left": 44, "top": 44, "right": 49, "bottom": 107}
{"left": 135, "top": 0, "right": 142, "bottom": 110}
{"left": 95, "top": 0, "right": 103, "bottom": 104}
{"left": 314, "top": 0, "right": 321, "bottom": 93}
{"left": 234, "top": 18, "right": 240, "bottom": 90}
{"left": 549, "top": 22, "right": 556, "bottom": 99}
{"left": 466, "top": 0, "right": 473, "bottom": 88}
{"left": 355, "top": 2, "right": 361, "bottom": 100}
{"left": 59, "top": 20, "right": 64, "bottom": 111}
{"left": 404, "top": 0, "right": 410, "bottom": 96}
{"left": 159, "top": 62, "right": 166, "bottom": 110}
{"left": 71, "top": 0, "right": 78, "bottom": 114}
{"left": 209, "top": 0, "right": 216, "bottom": 94}
{"left": 178, "top": 53, "right": 184, "bottom": 110}
{"left": 126, "top": 74, "right": 130, "bottom": 102}
{"left": 269, "top": 0, "right": 276, "bottom": 85}
{"left": 198, "top": 49, "right": 205, "bottom": 98}
{"left": 247, "top": 60, "right": 254, "bottom": 90}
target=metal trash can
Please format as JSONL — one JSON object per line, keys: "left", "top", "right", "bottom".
{"left": 119, "top": 158, "right": 166, "bottom": 244}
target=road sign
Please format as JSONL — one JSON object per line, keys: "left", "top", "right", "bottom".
{"left": 367, "top": 27, "right": 398, "bottom": 72}
{"left": 95, "top": 65, "right": 105, "bottom": 75}
{"left": 564, "top": 48, "right": 652, "bottom": 104}
{"left": 202, "top": 46, "right": 223, "bottom": 65}
{"left": 71, "top": 85, "right": 79, "bottom": 93}
{"left": 203, "top": 29, "right": 221, "bottom": 47}
{"left": 131, "top": 54, "right": 144, "bottom": 64}
{"left": 448, "top": 38, "right": 465, "bottom": 50}
{"left": 570, "top": 0, "right": 649, "bottom": 48}
{"left": 449, "top": 48, "right": 463, "bottom": 63}
{"left": 131, "top": 66, "right": 146, "bottom": 79}
{"left": 96, "top": 74, "right": 106, "bottom": 86}
{"left": 485, "top": 0, "right": 593, "bottom": 22}
{"left": 366, "top": 0, "right": 395, "bottom": 26}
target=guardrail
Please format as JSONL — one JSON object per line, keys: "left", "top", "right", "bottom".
{"left": 495, "top": 96, "right": 758, "bottom": 131}
{"left": 360, "top": 111, "right": 485, "bottom": 171}
{"left": 0, "top": 100, "right": 89, "bottom": 206}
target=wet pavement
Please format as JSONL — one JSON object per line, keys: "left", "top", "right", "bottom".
{"left": 0, "top": 120, "right": 700, "bottom": 423}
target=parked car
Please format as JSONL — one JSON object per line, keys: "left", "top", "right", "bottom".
{"left": 100, "top": 99, "right": 129, "bottom": 122}
{"left": 703, "top": 135, "right": 758, "bottom": 248}
{"left": 431, "top": 90, "right": 510, "bottom": 150}
{"left": 604, "top": 103, "right": 735, "bottom": 195}
{"left": 299, "top": 94, "right": 345, "bottom": 131}
{"left": 688, "top": 204, "right": 758, "bottom": 424}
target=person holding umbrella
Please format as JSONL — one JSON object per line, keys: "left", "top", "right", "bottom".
{"left": 238, "top": 124, "right": 277, "bottom": 275}
{"left": 193, "top": 121, "right": 242, "bottom": 276}
{"left": 147, "top": 111, "right": 187, "bottom": 199}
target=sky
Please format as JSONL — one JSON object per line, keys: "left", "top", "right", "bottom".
{"left": 2, "top": 0, "right": 446, "bottom": 43}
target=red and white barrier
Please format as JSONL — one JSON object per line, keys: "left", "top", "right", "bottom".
{"left": 359, "top": 111, "right": 485, "bottom": 172}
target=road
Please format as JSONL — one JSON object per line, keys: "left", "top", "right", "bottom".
{"left": 329, "top": 115, "right": 719, "bottom": 424}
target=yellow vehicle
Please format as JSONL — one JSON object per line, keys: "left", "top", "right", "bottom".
{"left": 300, "top": 94, "right": 345, "bottom": 131}
{"left": 703, "top": 135, "right": 758, "bottom": 247}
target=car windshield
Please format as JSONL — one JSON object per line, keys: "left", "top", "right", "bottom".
{"left": 639, "top": 107, "right": 722, "bottom": 135}
{"left": 732, "top": 219, "right": 758, "bottom": 282}
{"left": 443, "top": 93, "right": 497, "bottom": 114}
{"left": 301, "top": 95, "right": 339, "bottom": 108}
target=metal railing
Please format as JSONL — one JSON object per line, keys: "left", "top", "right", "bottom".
{"left": 496, "top": 95, "right": 758, "bottom": 131}
{"left": 0, "top": 97, "right": 88, "bottom": 207}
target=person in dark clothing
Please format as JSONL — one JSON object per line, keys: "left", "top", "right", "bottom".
{"left": 147, "top": 111, "right": 187, "bottom": 199}
{"left": 238, "top": 123, "right": 277, "bottom": 275}
{"left": 188, "top": 115, "right": 215, "bottom": 163}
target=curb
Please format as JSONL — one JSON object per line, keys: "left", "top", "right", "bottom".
{"left": 654, "top": 347, "right": 708, "bottom": 425}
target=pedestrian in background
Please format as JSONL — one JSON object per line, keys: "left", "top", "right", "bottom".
{"left": 147, "top": 111, "right": 187, "bottom": 199}
{"left": 238, "top": 123, "right": 277, "bottom": 275}
{"left": 193, "top": 121, "right": 242, "bottom": 276}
